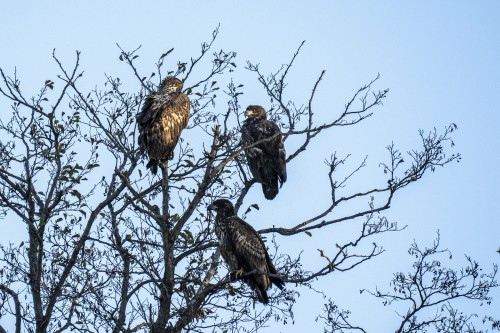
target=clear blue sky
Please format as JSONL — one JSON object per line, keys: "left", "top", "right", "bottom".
{"left": 1, "top": 1, "right": 499, "bottom": 331}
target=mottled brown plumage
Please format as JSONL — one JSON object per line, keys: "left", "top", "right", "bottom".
{"left": 136, "top": 76, "right": 190, "bottom": 174}
{"left": 241, "top": 105, "right": 287, "bottom": 199}
{"left": 208, "top": 199, "right": 284, "bottom": 304}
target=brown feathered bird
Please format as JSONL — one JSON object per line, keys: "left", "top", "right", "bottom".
{"left": 208, "top": 199, "right": 284, "bottom": 304}
{"left": 136, "top": 76, "right": 190, "bottom": 174}
{"left": 241, "top": 105, "right": 287, "bottom": 199}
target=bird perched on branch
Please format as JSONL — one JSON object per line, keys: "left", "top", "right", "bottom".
{"left": 208, "top": 199, "right": 284, "bottom": 304}
{"left": 136, "top": 76, "right": 190, "bottom": 174}
{"left": 241, "top": 105, "right": 287, "bottom": 200}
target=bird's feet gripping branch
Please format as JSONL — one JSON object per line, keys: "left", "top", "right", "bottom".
{"left": 208, "top": 199, "right": 285, "bottom": 304}
{"left": 231, "top": 268, "right": 246, "bottom": 281}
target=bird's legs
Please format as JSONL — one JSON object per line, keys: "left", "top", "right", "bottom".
{"left": 232, "top": 268, "right": 245, "bottom": 280}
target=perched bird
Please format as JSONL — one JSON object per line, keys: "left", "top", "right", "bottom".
{"left": 208, "top": 199, "right": 284, "bottom": 304}
{"left": 136, "top": 76, "right": 190, "bottom": 174}
{"left": 241, "top": 105, "right": 287, "bottom": 200}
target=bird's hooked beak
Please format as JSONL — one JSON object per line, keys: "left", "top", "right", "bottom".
{"left": 207, "top": 203, "right": 217, "bottom": 211}
{"left": 245, "top": 109, "right": 253, "bottom": 117}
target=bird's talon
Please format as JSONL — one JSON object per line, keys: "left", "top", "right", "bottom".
{"left": 233, "top": 268, "right": 245, "bottom": 280}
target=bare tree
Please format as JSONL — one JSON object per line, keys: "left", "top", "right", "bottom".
{"left": 319, "top": 233, "right": 499, "bottom": 333}
{"left": 0, "top": 27, "right": 464, "bottom": 332}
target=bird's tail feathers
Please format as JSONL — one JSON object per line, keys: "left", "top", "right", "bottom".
{"left": 255, "top": 285, "right": 269, "bottom": 304}
{"left": 262, "top": 183, "right": 279, "bottom": 200}
{"left": 271, "top": 275, "right": 285, "bottom": 290}
{"left": 279, "top": 166, "right": 287, "bottom": 186}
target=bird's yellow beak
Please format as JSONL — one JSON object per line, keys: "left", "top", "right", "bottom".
{"left": 245, "top": 109, "right": 253, "bottom": 117}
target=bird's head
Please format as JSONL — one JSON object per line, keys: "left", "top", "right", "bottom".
{"left": 160, "top": 76, "right": 183, "bottom": 94}
{"left": 207, "top": 199, "right": 235, "bottom": 217}
{"left": 245, "top": 105, "right": 267, "bottom": 120}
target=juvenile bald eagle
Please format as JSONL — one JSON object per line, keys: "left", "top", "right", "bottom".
{"left": 136, "top": 76, "right": 190, "bottom": 174}
{"left": 208, "top": 199, "right": 284, "bottom": 304}
{"left": 241, "top": 105, "right": 287, "bottom": 200}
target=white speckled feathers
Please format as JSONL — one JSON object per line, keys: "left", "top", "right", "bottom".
{"left": 209, "top": 199, "right": 284, "bottom": 304}
{"left": 217, "top": 216, "right": 272, "bottom": 289}
{"left": 136, "top": 77, "right": 190, "bottom": 174}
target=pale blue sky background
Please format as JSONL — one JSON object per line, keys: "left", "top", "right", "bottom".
{"left": 1, "top": 1, "right": 499, "bottom": 332}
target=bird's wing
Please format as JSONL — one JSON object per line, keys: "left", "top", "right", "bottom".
{"left": 226, "top": 216, "right": 269, "bottom": 272}
{"left": 136, "top": 94, "right": 162, "bottom": 126}
{"left": 225, "top": 216, "right": 284, "bottom": 294}
{"left": 263, "top": 120, "right": 287, "bottom": 183}
{"left": 261, "top": 120, "right": 283, "bottom": 150}
{"left": 147, "top": 93, "right": 189, "bottom": 152}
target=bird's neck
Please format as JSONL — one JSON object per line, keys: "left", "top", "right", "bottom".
{"left": 245, "top": 117, "right": 264, "bottom": 125}
{"left": 215, "top": 210, "right": 234, "bottom": 223}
